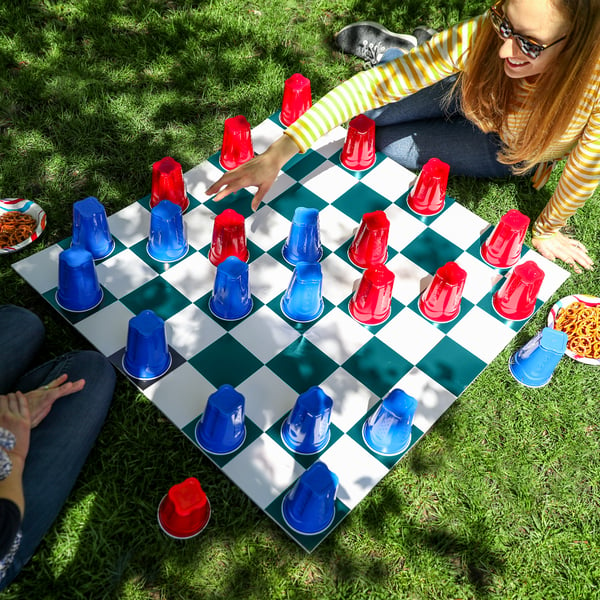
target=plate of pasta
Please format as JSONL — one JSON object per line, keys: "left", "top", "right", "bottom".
{"left": 0, "top": 198, "right": 46, "bottom": 254}
{"left": 547, "top": 294, "right": 600, "bottom": 365}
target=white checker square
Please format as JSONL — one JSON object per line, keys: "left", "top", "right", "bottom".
{"left": 318, "top": 204, "right": 357, "bottom": 251}
{"left": 448, "top": 305, "right": 516, "bottom": 363}
{"left": 145, "top": 362, "right": 216, "bottom": 429}
{"left": 429, "top": 202, "right": 489, "bottom": 250}
{"left": 231, "top": 305, "right": 299, "bottom": 363}
{"left": 360, "top": 158, "right": 415, "bottom": 200}
{"left": 321, "top": 368, "right": 379, "bottom": 432}
{"left": 378, "top": 307, "right": 445, "bottom": 364}
{"left": 319, "top": 435, "right": 389, "bottom": 510}
{"left": 518, "top": 249, "right": 570, "bottom": 301}
{"left": 320, "top": 253, "right": 361, "bottom": 305}
{"left": 251, "top": 118, "right": 285, "bottom": 154}
{"left": 184, "top": 204, "right": 218, "bottom": 249}
{"left": 166, "top": 304, "right": 225, "bottom": 360}
{"left": 238, "top": 367, "right": 297, "bottom": 431}
{"left": 75, "top": 301, "right": 134, "bottom": 356}
{"left": 397, "top": 367, "right": 456, "bottom": 432}
{"left": 385, "top": 253, "right": 429, "bottom": 304}
{"left": 260, "top": 171, "right": 296, "bottom": 205}
{"left": 385, "top": 203, "right": 427, "bottom": 252}
{"left": 304, "top": 308, "right": 372, "bottom": 364}
{"left": 311, "top": 126, "right": 346, "bottom": 158}
{"left": 161, "top": 252, "right": 214, "bottom": 302}
{"left": 300, "top": 161, "right": 357, "bottom": 203}
{"left": 107, "top": 201, "right": 151, "bottom": 247}
{"left": 183, "top": 161, "right": 224, "bottom": 199}
{"left": 249, "top": 253, "right": 293, "bottom": 303}
{"left": 246, "top": 205, "right": 293, "bottom": 251}
{"left": 96, "top": 249, "right": 158, "bottom": 298}
{"left": 223, "top": 434, "right": 304, "bottom": 510}
{"left": 455, "top": 251, "right": 504, "bottom": 304}
{"left": 12, "top": 244, "right": 61, "bottom": 294}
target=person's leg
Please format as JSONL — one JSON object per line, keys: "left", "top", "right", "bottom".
{"left": 0, "top": 350, "right": 116, "bottom": 588}
{"left": 0, "top": 306, "right": 45, "bottom": 394}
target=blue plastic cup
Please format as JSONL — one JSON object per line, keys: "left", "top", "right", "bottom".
{"left": 282, "top": 207, "right": 322, "bottom": 265}
{"left": 209, "top": 256, "right": 253, "bottom": 321}
{"left": 147, "top": 199, "right": 188, "bottom": 262}
{"left": 281, "top": 386, "right": 333, "bottom": 454}
{"left": 280, "top": 262, "right": 324, "bottom": 323}
{"left": 363, "top": 389, "right": 418, "bottom": 455}
{"left": 282, "top": 461, "right": 338, "bottom": 535}
{"left": 55, "top": 247, "right": 104, "bottom": 312}
{"left": 122, "top": 310, "right": 172, "bottom": 380}
{"left": 195, "top": 384, "right": 246, "bottom": 454}
{"left": 71, "top": 196, "right": 115, "bottom": 260}
{"left": 509, "top": 327, "right": 568, "bottom": 388}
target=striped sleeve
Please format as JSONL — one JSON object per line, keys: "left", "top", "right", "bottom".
{"left": 284, "top": 16, "right": 482, "bottom": 153}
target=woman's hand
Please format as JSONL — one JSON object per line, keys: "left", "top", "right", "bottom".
{"left": 205, "top": 134, "right": 299, "bottom": 211}
{"left": 532, "top": 232, "right": 594, "bottom": 274}
{"left": 24, "top": 374, "right": 85, "bottom": 428}
{"left": 0, "top": 392, "right": 31, "bottom": 464}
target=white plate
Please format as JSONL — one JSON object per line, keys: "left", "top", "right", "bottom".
{"left": 547, "top": 294, "right": 600, "bottom": 365}
{"left": 0, "top": 198, "right": 46, "bottom": 254}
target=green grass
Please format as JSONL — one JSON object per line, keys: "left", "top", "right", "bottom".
{"left": 1, "top": 1, "right": 599, "bottom": 598}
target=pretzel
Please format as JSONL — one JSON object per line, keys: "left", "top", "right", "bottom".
{"left": 0, "top": 212, "right": 37, "bottom": 247}
{"left": 554, "top": 300, "right": 600, "bottom": 359}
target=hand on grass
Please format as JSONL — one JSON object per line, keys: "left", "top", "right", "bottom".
{"left": 532, "top": 232, "right": 594, "bottom": 274}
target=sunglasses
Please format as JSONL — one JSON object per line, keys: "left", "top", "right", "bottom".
{"left": 490, "top": 1, "right": 567, "bottom": 59}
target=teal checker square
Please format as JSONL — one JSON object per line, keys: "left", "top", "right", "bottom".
{"left": 342, "top": 337, "right": 413, "bottom": 398}
{"left": 395, "top": 189, "right": 455, "bottom": 225}
{"left": 266, "top": 338, "right": 339, "bottom": 394}
{"left": 329, "top": 148, "right": 386, "bottom": 179}
{"left": 266, "top": 291, "right": 335, "bottom": 334}
{"left": 332, "top": 182, "right": 392, "bottom": 223}
{"left": 268, "top": 182, "right": 328, "bottom": 221}
{"left": 194, "top": 290, "right": 263, "bottom": 332}
{"left": 203, "top": 187, "right": 256, "bottom": 219}
{"left": 206, "top": 152, "right": 227, "bottom": 172}
{"left": 42, "top": 286, "right": 117, "bottom": 325}
{"left": 137, "top": 192, "right": 200, "bottom": 214}
{"left": 346, "top": 401, "right": 424, "bottom": 469}
{"left": 129, "top": 239, "right": 195, "bottom": 274}
{"left": 188, "top": 333, "right": 263, "bottom": 389}
{"left": 401, "top": 228, "right": 464, "bottom": 275}
{"left": 181, "top": 413, "right": 263, "bottom": 469}
{"left": 406, "top": 295, "right": 475, "bottom": 335}
{"left": 284, "top": 151, "right": 328, "bottom": 182}
{"left": 416, "top": 336, "right": 487, "bottom": 397}
{"left": 265, "top": 489, "right": 350, "bottom": 553}
{"left": 265, "top": 412, "right": 344, "bottom": 470}
{"left": 120, "top": 277, "right": 190, "bottom": 321}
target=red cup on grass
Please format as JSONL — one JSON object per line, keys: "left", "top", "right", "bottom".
{"left": 219, "top": 115, "right": 254, "bottom": 171}
{"left": 280, "top": 73, "right": 312, "bottom": 126}
{"left": 407, "top": 158, "right": 450, "bottom": 216}
{"left": 157, "top": 477, "right": 211, "bottom": 540}
{"left": 418, "top": 261, "right": 467, "bottom": 322}
{"left": 481, "top": 209, "right": 530, "bottom": 268}
{"left": 150, "top": 156, "right": 189, "bottom": 213}
{"left": 208, "top": 208, "right": 249, "bottom": 266}
{"left": 341, "top": 114, "right": 376, "bottom": 171}
{"left": 349, "top": 264, "right": 395, "bottom": 325}
{"left": 348, "top": 210, "right": 390, "bottom": 269}
{"left": 492, "top": 260, "right": 545, "bottom": 321}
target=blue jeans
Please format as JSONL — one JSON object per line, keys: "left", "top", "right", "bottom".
{"left": 0, "top": 305, "right": 116, "bottom": 589}
{"left": 366, "top": 49, "right": 513, "bottom": 177}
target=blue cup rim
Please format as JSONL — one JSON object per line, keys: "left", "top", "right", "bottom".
{"left": 71, "top": 238, "right": 115, "bottom": 261}
{"left": 146, "top": 241, "right": 189, "bottom": 263}
{"left": 55, "top": 287, "right": 104, "bottom": 313}
{"left": 362, "top": 419, "right": 412, "bottom": 456}
{"left": 208, "top": 296, "right": 253, "bottom": 321}
{"left": 280, "top": 419, "right": 330, "bottom": 455}
{"left": 281, "top": 488, "right": 336, "bottom": 535}
{"left": 508, "top": 355, "right": 552, "bottom": 388}
{"left": 280, "top": 296, "right": 324, "bottom": 323}
{"left": 122, "top": 351, "right": 172, "bottom": 381}
{"left": 195, "top": 420, "right": 247, "bottom": 455}
{"left": 282, "top": 244, "right": 323, "bottom": 266}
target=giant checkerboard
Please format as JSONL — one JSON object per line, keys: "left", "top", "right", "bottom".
{"left": 13, "top": 112, "right": 569, "bottom": 551}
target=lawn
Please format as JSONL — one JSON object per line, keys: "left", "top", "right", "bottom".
{"left": 1, "top": 1, "right": 599, "bottom": 599}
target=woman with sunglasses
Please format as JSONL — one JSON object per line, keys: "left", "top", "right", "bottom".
{"left": 207, "top": 0, "right": 599, "bottom": 272}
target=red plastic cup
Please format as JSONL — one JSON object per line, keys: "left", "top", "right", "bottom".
{"left": 407, "top": 158, "right": 450, "bottom": 215}
{"left": 349, "top": 264, "right": 395, "bottom": 325}
{"left": 481, "top": 209, "right": 531, "bottom": 268}
{"left": 150, "top": 156, "right": 189, "bottom": 212}
{"left": 348, "top": 210, "right": 390, "bottom": 268}
{"left": 280, "top": 73, "right": 312, "bottom": 126}
{"left": 208, "top": 208, "right": 249, "bottom": 266}
{"left": 157, "top": 477, "right": 211, "bottom": 539}
{"left": 418, "top": 261, "right": 467, "bottom": 322}
{"left": 492, "top": 260, "right": 545, "bottom": 320}
{"left": 341, "top": 114, "right": 376, "bottom": 171}
{"left": 219, "top": 115, "right": 254, "bottom": 171}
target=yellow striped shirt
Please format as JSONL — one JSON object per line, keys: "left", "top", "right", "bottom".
{"left": 284, "top": 15, "right": 600, "bottom": 238}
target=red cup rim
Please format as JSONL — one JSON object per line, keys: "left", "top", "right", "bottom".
{"left": 157, "top": 494, "right": 211, "bottom": 539}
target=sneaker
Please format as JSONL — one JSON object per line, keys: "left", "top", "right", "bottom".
{"left": 334, "top": 21, "right": 417, "bottom": 68}
{"left": 412, "top": 26, "right": 438, "bottom": 45}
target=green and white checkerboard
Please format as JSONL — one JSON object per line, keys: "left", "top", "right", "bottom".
{"left": 13, "top": 112, "right": 569, "bottom": 551}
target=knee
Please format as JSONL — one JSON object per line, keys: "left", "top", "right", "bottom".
{"left": 0, "top": 305, "right": 45, "bottom": 344}
{"left": 66, "top": 350, "right": 117, "bottom": 397}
